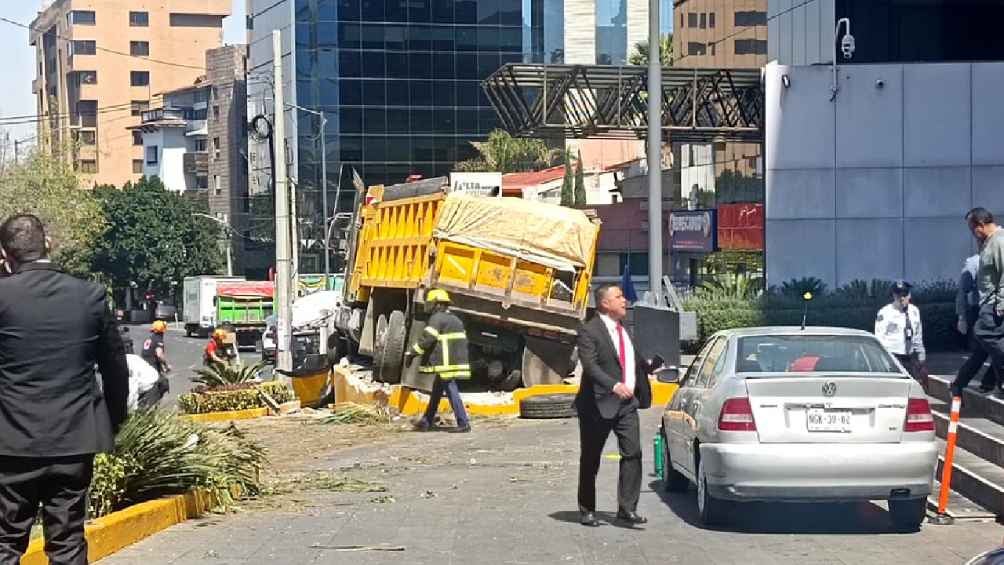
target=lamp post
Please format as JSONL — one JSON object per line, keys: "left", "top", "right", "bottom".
{"left": 192, "top": 212, "right": 233, "bottom": 277}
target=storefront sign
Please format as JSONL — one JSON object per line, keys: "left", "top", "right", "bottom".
{"left": 670, "top": 209, "right": 717, "bottom": 252}
{"left": 449, "top": 172, "right": 503, "bottom": 197}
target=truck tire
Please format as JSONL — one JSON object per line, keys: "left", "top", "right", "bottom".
{"left": 376, "top": 310, "right": 406, "bottom": 384}
{"left": 497, "top": 370, "right": 523, "bottom": 392}
{"left": 519, "top": 394, "right": 577, "bottom": 419}
{"left": 521, "top": 338, "right": 573, "bottom": 387}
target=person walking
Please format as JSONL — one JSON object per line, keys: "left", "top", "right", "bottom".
{"left": 405, "top": 289, "right": 472, "bottom": 433}
{"left": 952, "top": 253, "right": 1002, "bottom": 395}
{"left": 875, "top": 281, "right": 929, "bottom": 390}
{"left": 575, "top": 284, "right": 656, "bottom": 527}
{"left": 968, "top": 208, "right": 1004, "bottom": 388}
{"left": 0, "top": 214, "right": 129, "bottom": 565}
{"left": 141, "top": 320, "right": 172, "bottom": 376}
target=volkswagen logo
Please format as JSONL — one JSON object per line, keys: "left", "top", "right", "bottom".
{"left": 822, "top": 382, "right": 838, "bottom": 397}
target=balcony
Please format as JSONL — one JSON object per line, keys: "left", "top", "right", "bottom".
{"left": 141, "top": 107, "right": 187, "bottom": 124}
{"left": 184, "top": 152, "right": 209, "bottom": 175}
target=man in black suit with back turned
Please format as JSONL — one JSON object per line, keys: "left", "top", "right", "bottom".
{"left": 0, "top": 215, "right": 129, "bottom": 565}
{"left": 575, "top": 284, "right": 655, "bottom": 527}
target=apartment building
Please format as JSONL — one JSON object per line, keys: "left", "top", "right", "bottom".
{"left": 29, "top": 0, "right": 230, "bottom": 187}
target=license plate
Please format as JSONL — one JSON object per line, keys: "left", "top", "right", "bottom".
{"left": 807, "top": 408, "right": 852, "bottom": 432}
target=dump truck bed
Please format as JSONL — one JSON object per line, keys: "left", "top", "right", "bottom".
{"left": 347, "top": 191, "right": 600, "bottom": 333}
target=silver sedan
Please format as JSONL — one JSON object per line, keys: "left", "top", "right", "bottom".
{"left": 658, "top": 327, "right": 937, "bottom": 531}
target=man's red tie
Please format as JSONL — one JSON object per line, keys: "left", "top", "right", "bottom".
{"left": 616, "top": 322, "right": 627, "bottom": 384}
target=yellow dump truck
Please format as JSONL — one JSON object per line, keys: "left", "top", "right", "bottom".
{"left": 332, "top": 178, "right": 601, "bottom": 391}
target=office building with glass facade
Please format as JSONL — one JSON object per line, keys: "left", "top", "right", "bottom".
{"left": 247, "top": 0, "right": 667, "bottom": 271}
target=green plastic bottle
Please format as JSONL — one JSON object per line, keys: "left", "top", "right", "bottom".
{"left": 653, "top": 432, "right": 664, "bottom": 479}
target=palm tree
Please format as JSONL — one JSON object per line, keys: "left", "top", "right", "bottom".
{"left": 629, "top": 33, "right": 674, "bottom": 67}
{"left": 455, "top": 130, "right": 563, "bottom": 173}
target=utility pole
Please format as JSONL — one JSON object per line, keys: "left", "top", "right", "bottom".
{"left": 222, "top": 213, "right": 233, "bottom": 277}
{"left": 272, "top": 30, "right": 293, "bottom": 374}
{"left": 646, "top": 0, "right": 664, "bottom": 306}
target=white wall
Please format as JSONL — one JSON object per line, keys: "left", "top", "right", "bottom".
{"left": 143, "top": 128, "right": 189, "bottom": 193}
{"left": 768, "top": 0, "right": 835, "bottom": 66}
{"left": 765, "top": 61, "right": 1004, "bottom": 288}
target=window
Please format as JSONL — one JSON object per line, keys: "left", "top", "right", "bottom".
{"left": 697, "top": 337, "right": 728, "bottom": 388}
{"left": 133, "top": 159, "right": 144, "bottom": 174}
{"left": 737, "top": 335, "right": 899, "bottom": 374}
{"left": 132, "top": 131, "right": 143, "bottom": 146}
{"left": 709, "top": 42, "right": 716, "bottom": 56}
{"left": 680, "top": 13, "right": 683, "bottom": 28}
{"left": 76, "top": 70, "right": 97, "bottom": 85}
{"left": 79, "top": 160, "right": 98, "bottom": 173}
{"left": 129, "top": 11, "right": 149, "bottom": 26}
{"left": 700, "top": 13, "right": 706, "bottom": 29}
{"left": 131, "top": 100, "right": 149, "bottom": 116}
{"left": 617, "top": 252, "right": 648, "bottom": 276}
{"left": 687, "top": 42, "right": 707, "bottom": 56}
{"left": 169, "top": 13, "right": 224, "bottom": 28}
{"left": 70, "top": 11, "right": 96, "bottom": 25}
{"left": 76, "top": 100, "right": 97, "bottom": 127}
{"left": 194, "top": 139, "right": 208, "bottom": 152}
{"left": 146, "top": 146, "right": 158, "bottom": 165}
{"left": 72, "top": 40, "right": 96, "bottom": 56}
{"left": 213, "top": 137, "right": 220, "bottom": 159}
{"left": 213, "top": 105, "right": 220, "bottom": 120}
{"left": 130, "top": 41, "right": 150, "bottom": 56}
{"left": 734, "top": 39, "right": 768, "bottom": 55}
{"left": 683, "top": 337, "right": 719, "bottom": 386}
{"left": 687, "top": 13, "right": 698, "bottom": 27}
{"left": 131, "top": 71, "right": 150, "bottom": 86}
{"left": 77, "top": 130, "right": 96, "bottom": 145}
{"left": 735, "top": 11, "right": 768, "bottom": 27}
{"left": 213, "top": 175, "right": 222, "bottom": 196}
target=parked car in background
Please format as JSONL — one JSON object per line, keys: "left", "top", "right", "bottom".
{"left": 155, "top": 301, "right": 177, "bottom": 321}
{"left": 658, "top": 327, "right": 937, "bottom": 532}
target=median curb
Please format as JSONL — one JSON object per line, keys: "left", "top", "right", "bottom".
{"left": 179, "top": 407, "right": 269, "bottom": 424}
{"left": 20, "top": 488, "right": 229, "bottom": 565}
{"left": 331, "top": 366, "right": 678, "bottom": 417}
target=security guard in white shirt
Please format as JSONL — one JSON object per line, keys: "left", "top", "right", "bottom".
{"left": 875, "top": 281, "right": 928, "bottom": 389}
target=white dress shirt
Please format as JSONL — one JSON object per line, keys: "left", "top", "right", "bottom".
{"left": 598, "top": 313, "right": 636, "bottom": 392}
{"left": 875, "top": 303, "right": 926, "bottom": 361}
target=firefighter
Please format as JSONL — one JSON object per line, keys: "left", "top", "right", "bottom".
{"left": 875, "top": 281, "right": 929, "bottom": 390}
{"left": 405, "top": 289, "right": 472, "bottom": 433}
{"left": 203, "top": 328, "right": 236, "bottom": 366}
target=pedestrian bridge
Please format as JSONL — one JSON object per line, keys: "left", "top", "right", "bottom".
{"left": 481, "top": 64, "right": 764, "bottom": 143}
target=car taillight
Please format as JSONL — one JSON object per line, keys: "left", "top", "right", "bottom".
{"left": 718, "top": 397, "right": 757, "bottom": 432}
{"left": 904, "top": 398, "right": 934, "bottom": 432}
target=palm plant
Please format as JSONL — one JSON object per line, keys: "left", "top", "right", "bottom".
{"left": 455, "top": 129, "right": 562, "bottom": 173}
{"left": 697, "top": 274, "right": 763, "bottom": 300}
{"left": 628, "top": 33, "right": 674, "bottom": 66}
{"left": 191, "top": 361, "right": 264, "bottom": 388}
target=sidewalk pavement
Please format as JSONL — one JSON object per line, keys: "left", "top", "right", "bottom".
{"left": 100, "top": 407, "right": 1002, "bottom": 565}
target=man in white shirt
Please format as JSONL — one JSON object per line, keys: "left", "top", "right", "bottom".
{"left": 574, "top": 284, "right": 656, "bottom": 528}
{"left": 875, "top": 281, "right": 928, "bottom": 390}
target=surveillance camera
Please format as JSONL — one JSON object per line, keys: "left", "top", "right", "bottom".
{"left": 841, "top": 34, "right": 855, "bottom": 59}
{"left": 875, "top": 79, "right": 885, "bottom": 89}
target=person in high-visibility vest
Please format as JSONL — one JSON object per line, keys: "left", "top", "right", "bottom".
{"left": 405, "top": 289, "right": 472, "bottom": 433}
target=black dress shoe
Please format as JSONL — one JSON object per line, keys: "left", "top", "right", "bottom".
{"left": 580, "top": 511, "right": 599, "bottom": 527}
{"left": 616, "top": 511, "right": 648, "bottom": 525}
{"left": 447, "top": 424, "right": 472, "bottom": 433}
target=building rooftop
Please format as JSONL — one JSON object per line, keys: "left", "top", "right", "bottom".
{"left": 501, "top": 166, "right": 566, "bottom": 196}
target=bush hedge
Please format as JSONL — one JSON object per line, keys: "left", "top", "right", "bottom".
{"left": 178, "top": 381, "right": 294, "bottom": 415}
{"left": 683, "top": 279, "right": 964, "bottom": 352}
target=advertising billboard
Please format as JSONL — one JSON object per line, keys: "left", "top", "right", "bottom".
{"left": 669, "top": 209, "right": 717, "bottom": 252}
{"left": 449, "top": 172, "right": 503, "bottom": 197}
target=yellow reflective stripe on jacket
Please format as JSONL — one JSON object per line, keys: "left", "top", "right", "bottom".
{"left": 412, "top": 343, "right": 425, "bottom": 354}
{"left": 424, "top": 326, "right": 440, "bottom": 337}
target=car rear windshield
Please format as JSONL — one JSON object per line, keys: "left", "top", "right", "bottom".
{"left": 736, "top": 334, "right": 900, "bottom": 374}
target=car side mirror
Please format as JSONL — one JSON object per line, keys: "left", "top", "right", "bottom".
{"left": 655, "top": 366, "right": 680, "bottom": 383}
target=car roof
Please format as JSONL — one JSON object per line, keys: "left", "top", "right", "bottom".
{"left": 713, "top": 326, "right": 877, "bottom": 339}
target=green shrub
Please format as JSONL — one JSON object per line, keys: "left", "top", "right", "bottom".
{"left": 177, "top": 381, "right": 293, "bottom": 415}
{"left": 88, "top": 410, "right": 266, "bottom": 518}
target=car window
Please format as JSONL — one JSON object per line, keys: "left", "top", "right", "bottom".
{"left": 697, "top": 337, "right": 727, "bottom": 388}
{"left": 683, "top": 337, "right": 718, "bottom": 386}
{"left": 736, "top": 334, "right": 899, "bottom": 374}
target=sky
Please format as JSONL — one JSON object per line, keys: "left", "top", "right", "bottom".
{"left": 0, "top": 0, "right": 247, "bottom": 144}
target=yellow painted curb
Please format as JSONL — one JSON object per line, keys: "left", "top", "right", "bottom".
{"left": 20, "top": 488, "right": 229, "bottom": 565}
{"left": 179, "top": 407, "right": 269, "bottom": 424}
{"left": 331, "top": 367, "right": 679, "bottom": 417}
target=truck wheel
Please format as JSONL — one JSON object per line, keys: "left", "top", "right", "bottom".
{"left": 496, "top": 370, "right": 523, "bottom": 392}
{"left": 519, "top": 394, "right": 577, "bottom": 419}
{"left": 376, "top": 310, "right": 406, "bottom": 384}
{"left": 521, "top": 338, "right": 573, "bottom": 387}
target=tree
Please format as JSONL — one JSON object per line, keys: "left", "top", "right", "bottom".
{"left": 573, "top": 150, "right": 587, "bottom": 206}
{"left": 92, "top": 177, "right": 223, "bottom": 297}
{"left": 0, "top": 149, "right": 106, "bottom": 277}
{"left": 455, "top": 129, "right": 563, "bottom": 173}
{"left": 559, "top": 157, "right": 573, "bottom": 207}
{"left": 629, "top": 33, "right": 674, "bottom": 66}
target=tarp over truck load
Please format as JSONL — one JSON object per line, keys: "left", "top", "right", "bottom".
{"left": 434, "top": 194, "right": 600, "bottom": 272}
{"left": 216, "top": 281, "right": 274, "bottom": 298}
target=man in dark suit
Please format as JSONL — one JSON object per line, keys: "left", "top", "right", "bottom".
{"left": 575, "top": 283, "right": 654, "bottom": 527}
{"left": 0, "top": 215, "right": 129, "bottom": 565}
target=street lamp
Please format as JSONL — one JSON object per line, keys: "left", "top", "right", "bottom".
{"left": 192, "top": 212, "right": 233, "bottom": 277}
{"left": 285, "top": 103, "right": 343, "bottom": 288}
